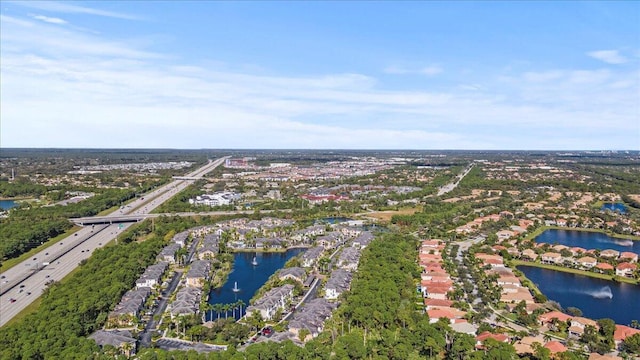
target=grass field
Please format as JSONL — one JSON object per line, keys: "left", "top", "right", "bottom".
{"left": 358, "top": 206, "right": 422, "bottom": 222}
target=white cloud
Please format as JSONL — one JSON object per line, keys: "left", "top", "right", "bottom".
{"left": 587, "top": 50, "right": 628, "bottom": 64}
{"left": 384, "top": 64, "right": 443, "bottom": 77}
{"left": 1, "top": 15, "right": 638, "bottom": 150}
{"left": 420, "top": 65, "right": 443, "bottom": 76}
{"left": 29, "top": 14, "right": 67, "bottom": 25}
{"left": 12, "top": 1, "right": 140, "bottom": 20}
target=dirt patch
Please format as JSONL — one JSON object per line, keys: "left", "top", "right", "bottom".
{"left": 361, "top": 207, "right": 421, "bottom": 222}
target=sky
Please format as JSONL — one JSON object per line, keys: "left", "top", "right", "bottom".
{"left": 1, "top": 1, "right": 639, "bottom": 150}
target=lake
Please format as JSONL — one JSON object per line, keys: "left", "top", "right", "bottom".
{"left": 0, "top": 200, "right": 17, "bottom": 210}
{"left": 519, "top": 266, "right": 640, "bottom": 326}
{"left": 535, "top": 229, "right": 639, "bottom": 255}
{"left": 600, "top": 203, "right": 627, "bottom": 214}
{"left": 205, "top": 248, "right": 305, "bottom": 321}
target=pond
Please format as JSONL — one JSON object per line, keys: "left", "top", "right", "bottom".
{"left": 0, "top": 200, "right": 17, "bottom": 210}
{"left": 600, "top": 203, "right": 627, "bottom": 214}
{"left": 518, "top": 266, "right": 640, "bottom": 326}
{"left": 535, "top": 229, "right": 639, "bottom": 255}
{"left": 205, "top": 248, "right": 305, "bottom": 321}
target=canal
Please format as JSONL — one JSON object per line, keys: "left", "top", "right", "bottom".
{"left": 535, "top": 229, "right": 639, "bottom": 255}
{"left": 205, "top": 248, "right": 305, "bottom": 321}
{"left": 518, "top": 265, "right": 640, "bottom": 326}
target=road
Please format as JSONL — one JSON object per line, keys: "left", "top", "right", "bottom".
{"left": 437, "top": 164, "right": 474, "bottom": 196}
{"left": 139, "top": 270, "right": 183, "bottom": 347}
{"left": 0, "top": 157, "right": 229, "bottom": 327}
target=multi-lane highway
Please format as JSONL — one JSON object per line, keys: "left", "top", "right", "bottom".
{"left": 0, "top": 156, "right": 229, "bottom": 327}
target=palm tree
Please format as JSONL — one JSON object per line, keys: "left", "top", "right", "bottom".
{"left": 213, "top": 303, "right": 223, "bottom": 320}
{"left": 237, "top": 300, "right": 246, "bottom": 319}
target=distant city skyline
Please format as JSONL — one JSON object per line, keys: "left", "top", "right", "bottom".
{"left": 1, "top": 1, "right": 639, "bottom": 150}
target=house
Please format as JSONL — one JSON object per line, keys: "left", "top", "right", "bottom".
{"left": 108, "top": 287, "right": 151, "bottom": 328}
{"left": 475, "top": 331, "right": 510, "bottom": 349}
{"left": 541, "top": 252, "right": 562, "bottom": 265}
{"left": 539, "top": 311, "right": 573, "bottom": 327}
{"left": 288, "top": 298, "right": 337, "bottom": 342}
{"left": 135, "top": 262, "right": 168, "bottom": 289}
{"left": 595, "top": 262, "right": 614, "bottom": 273}
{"left": 325, "top": 269, "right": 353, "bottom": 300}
{"left": 158, "top": 243, "right": 181, "bottom": 263}
{"left": 614, "top": 325, "right": 640, "bottom": 349}
{"left": 301, "top": 246, "right": 325, "bottom": 268}
{"left": 615, "top": 262, "right": 637, "bottom": 277}
{"left": 278, "top": 267, "right": 306, "bottom": 283}
{"left": 89, "top": 330, "right": 136, "bottom": 357}
{"left": 317, "top": 232, "right": 343, "bottom": 250}
{"left": 569, "top": 317, "right": 598, "bottom": 337}
{"left": 521, "top": 249, "right": 538, "bottom": 261}
{"left": 576, "top": 256, "right": 597, "bottom": 269}
{"left": 170, "top": 287, "right": 202, "bottom": 318}
{"left": 619, "top": 252, "right": 638, "bottom": 263}
{"left": 185, "top": 260, "right": 211, "bottom": 288}
{"left": 352, "top": 231, "right": 374, "bottom": 248}
{"left": 246, "top": 284, "right": 294, "bottom": 320}
{"left": 600, "top": 249, "right": 620, "bottom": 259}
{"left": 544, "top": 341, "right": 567, "bottom": 354}
{"left": 337, "top": 247, "right": 361, "bottom": 271}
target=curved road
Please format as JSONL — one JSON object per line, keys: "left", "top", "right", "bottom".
{"left": 0, "top": 156, "right": 229, "bottom": 327}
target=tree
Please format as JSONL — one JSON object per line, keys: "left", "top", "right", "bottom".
{"left": 621, "top": 333, "right": 640, "bottom": 354}
{"left": 246, "top": 310, "right": 264, "bottom": 333}
{"left": 532, "top": 342, "right": 551, "bottom": 360}
{"left": 565, "top": 307, "right": 582, "bottom": 317}
{"left": 298, "top": 328, "right": 311, "bottom": 342}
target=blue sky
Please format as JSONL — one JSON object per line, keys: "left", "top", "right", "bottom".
{"left": 1, "top": 1, "right": 638, "bottom": 149}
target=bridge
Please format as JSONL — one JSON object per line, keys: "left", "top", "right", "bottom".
{"left": 172, "top": 176, "right": 201, "bottom": 180}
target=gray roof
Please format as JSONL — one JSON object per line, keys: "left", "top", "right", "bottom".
{"left": 288, "top": 298, "right": 337, "bottom": 333}
{"left": 89, "top": 330, "right": 135, "bottom": 348}
{"left": 325, "top": 269, "right": 353, "bottom": 293}
{"left": 278, "top": 267, "right": 306, "bottom": 281}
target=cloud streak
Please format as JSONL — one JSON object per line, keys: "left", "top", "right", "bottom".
{"left": 30, "top": 14, "right": 67, "bottom": 25}
{"left": 587, "top": 50, "right": 628, "bottom": 65}
{"left": 12, "top": 1, "right": 140, "bottom": 20}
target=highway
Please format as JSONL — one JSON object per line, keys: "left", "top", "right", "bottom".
{"left": 0, "top": 156, "right": 229, "bottom": 327}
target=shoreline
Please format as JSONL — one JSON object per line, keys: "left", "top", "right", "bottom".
{"left": 524, "top": 226, "right": 640, "bottom": 242}
{"left": 510, "top": 259, "right": 638, "bottom": 285}
{"left": 230, "top": 245, "right": 311, "bottom": 253}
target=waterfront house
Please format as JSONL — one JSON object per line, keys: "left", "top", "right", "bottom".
{"left": 576, "top": 256, "right": 597, "bottom": 269}
{"left": 619, "top": 251, "right": 638, "bottom": 263}
{"left": 541, "top": 252, "right": 563, "bottom": 265}
{"left": 185, "top": 260, "right": 211, "bottom": 288}
{"left": 615, "top": 262, "right": 637, "bottom": 277}
{"left": 595, "top": 262, "right": 614, "bottom": 274}
{"left": 246, "top": 284, "right": 294, "bottom": 320}
{"left": 301, "top": 246, "right": 325, "bottom": 268}
{"left": 600, "top": 249, "right": 620, "bottom": 259}
{"left": 277, "top": 267, "right": 307, "bottom": 283}
{"left": 614, "top": 325, "right": 640, "bottom": 350}
{"left": 521, "top": 249, "right": 538, "bottom": 261}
